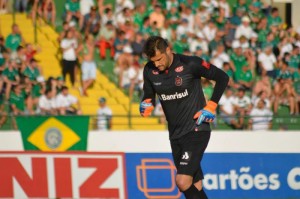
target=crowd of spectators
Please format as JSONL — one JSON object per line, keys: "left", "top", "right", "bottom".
{"left": 0, "top": 0, "right": 300, "bottom": 130}
{"left": 69, "top": 0, "right": 298, "bottom": 130}
{"left": 0, "top": 24, "right": 81, "bottom": 128}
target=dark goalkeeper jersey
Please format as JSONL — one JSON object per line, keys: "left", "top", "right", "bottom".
{"left": 142, "top": 54, "right": 229, "bottom": 140}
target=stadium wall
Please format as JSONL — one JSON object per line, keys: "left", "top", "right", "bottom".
{"left": 0, "top": 131, "right": 300, "bottom": 198}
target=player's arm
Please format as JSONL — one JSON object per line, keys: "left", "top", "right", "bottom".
{"left": 191, "top": 56, "right": 229, "bottom": 124}
{"left": 140, "top": 67, "right": 156, "bottom": 117}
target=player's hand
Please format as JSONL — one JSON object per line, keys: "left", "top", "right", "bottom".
{"left": 140, "top": 99, "right": 154, "bottom": 117}
{"left": 193, "top": 101, "right": 217, "bottom": 125}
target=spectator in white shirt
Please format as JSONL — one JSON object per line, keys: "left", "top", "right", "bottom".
{"left": 211, "top": 44, "right": 230, "bottom": 69}
{"left": 248, "top": 99, "right": 273, "bottom": 130}
{"left": 97, "top": 97, "right": 112, "bottom": 130}
{"left": 252, "top": 90, "right": 272, "bottom": 109}
{"left": 115, "top": 0, "right": 134, "bottom": 14}
{"left": 235, "top": 16, "right": 254, "bottom": 40}
{"left": 176, "top": 18, "right": 193, "bottom": 40}
{"left": 190, "top": 32, "right": 209, "bottom": 54}
{"left": 115, "top": 7, "right": 133, "bottom": 28}
{"left": 38, "top": 89, "right": 57, "bottom": 115}
{"left": 203, "top": 20, "right": 217, "bottom": 42}
{"left": 56, "top": 86, "right": 81, "bottom": 115}
{"left": 181, "top": 6, "right": 194, "bottom": 31}
{"left": 60, "top": 30, "right": 78, "bottom": 87}
{"left": 233, "top": 87, "right": 252, "bottom": 128}
{"left": 201, "top": 0, "right": 218, "bottom": 14}
{"left": 80, "top": 0, "right": 94, "bottom": 16}
{"left": 258, "top": 44, "right": 277, "bottom": 78}
{"left": 218, "top": 0, "right": 230, "bottom": 18}
{"left": 219, "top": 88, "right": 242, "bottom": 129}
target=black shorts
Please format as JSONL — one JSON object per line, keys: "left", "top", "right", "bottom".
{"left": 170, "top": 130, "right": 211, "bottom": 183}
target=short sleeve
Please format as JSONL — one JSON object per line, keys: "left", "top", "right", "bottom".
{"left": 68, "top": 95, "right": 78, "bottom": 104}
{"left": 60, "top": 40, "right": 69, "bottom": 49}
{"left": 258, "top": 53, "right": 264, "bottom": 62}
{"left": 128, "top": 67, "right": 137, "bottom": 80}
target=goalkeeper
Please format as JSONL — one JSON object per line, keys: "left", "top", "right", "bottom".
{"left": 140, "top": 36, "right": 229, "bottom": 199}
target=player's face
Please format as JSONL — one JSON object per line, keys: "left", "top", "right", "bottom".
{"left": 150, "top": 48, "right": 172, "bottom": 71}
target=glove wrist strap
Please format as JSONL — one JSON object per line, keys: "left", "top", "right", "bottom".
{"left": 206, "top": 100, "right": 218, "bottom": 112}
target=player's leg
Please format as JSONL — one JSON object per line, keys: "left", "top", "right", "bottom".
{"left": 171, "top": 140, "right": 200, "bottom": 198}
{"left": 194, "top": 178, "right": 207, "bottom": 198}
{"left": 176, "top": 131, "right": 211, "bottom": 199}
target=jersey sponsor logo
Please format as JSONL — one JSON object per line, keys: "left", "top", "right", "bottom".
{"left": 159, "top": 89, "right": 188, "bottom": 101}
{"left": 175, "top": 66, "right": 184, "bottom": 72}
{"left": 175, "top": 77, "right": 182, "bottom": 86}
{"left": 152, "top": 70, "right": 159, "bottom": 75}
{"left": 153, "top": 82, "right": 162, "bottom": 86}
{"left": 202, "top": 60, "right": 211, "bottom": 69}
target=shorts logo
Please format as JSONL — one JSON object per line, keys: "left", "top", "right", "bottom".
{"left": 175, "top": 77, "right": 182, "bottom": 86}
{"left": 175, "top": 66, "right": 184, "bottom": 72}
{"left": 180, "top": 151, "right": 191, "bottom": 165}
{"left": 182, "top": 152, "right": 190, "bottom": 160}
{"left": 152, "top": 70, "right": 159, "bottom": 75}
{"left": 202, "top": 60, "right": 211, "bottom": 69}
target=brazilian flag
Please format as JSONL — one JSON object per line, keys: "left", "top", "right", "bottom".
{"left": 16, "top": 116, "right": 89, "bottom": 151}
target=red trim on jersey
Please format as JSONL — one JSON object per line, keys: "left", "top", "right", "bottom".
{"left": 202, "top": 60, "right": 210, "bottom": 69}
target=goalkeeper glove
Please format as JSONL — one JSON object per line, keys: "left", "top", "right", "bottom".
{"left": 140, "top": 99, "right": 154, "bottom": 117}
{"left": 193, "top": 101, "right": 217, "bottom": 125}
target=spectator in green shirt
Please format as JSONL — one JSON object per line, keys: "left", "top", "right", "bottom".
{"left": 65, "top": 0, "right": 83, "bottom": 29}
{"left": 166, "top": 6, "right": 180, "bottom": 30}
{"left": 233, "top": 0, "right": 248, "bottom": 15}
{"left": 22, "top": 58, "right": 41, "bottom": 82}
{"left": 2, "top": 60, "right": 20, "bottom": 99}
{"left": 230, "top": 40, "right": 248, "bottom": 75}
{"left": 173, "top": 35, "right": 189, "bottom": 54}
{"left": 273, "top": 60, "right": 297, "bottom": 115}
{"left": 249, "top": 2, "right": 264, "bottom": 29}
{"left": 133, "top": 3, "right": 147, "bottom": 29}
{"left": 9, "top": 84, "right": 26, "bottom": 115}
{"left": 257, "top": 17, "right": 269, "bottom": 45}
{"left": 208, "top": 31, "right": 224, "bottom": 53}
{"left": 222, "top": 62, "right": 238, "bottom": 89}
{"left": 30, "top": 76, "right": 46, "bottom": 108}
{"left": 235, "top": 65, "right": 254, "bottom": 90}
{"left": 288, "top": 45, "right": 300, "bottom": 71}
{"left": 268, "top": 7, "right": 282, "bottom": 27}
{"left": 139, "top": 17, "right": 151, "bottom": 37}
{"left": 5, "top": 24, "right": 24, "bottom": 52}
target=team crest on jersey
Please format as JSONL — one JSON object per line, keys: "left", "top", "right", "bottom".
{"left": 175, "top": 77, "right": 182, "bottom": 86}
{"left": 202, "top": 60, "right": 210, "bottom": 69}
{"left": 175, "top": 66, "right": 184, "bottom": 72}
{"left": 152, "top": 70, "right": 159, "bottom": 75}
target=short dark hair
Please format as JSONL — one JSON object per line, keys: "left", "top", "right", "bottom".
{"left": 143, "top": 36, "right": 168, "bottom": 58}
{"left": 271, "top": 7, "right": 278, "bottom": 13}
{"left": 61, "top": 86, "right": 68, "bottom": 91}
{"left": 45, "top": 89, "right": 52, "bottom": 95}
